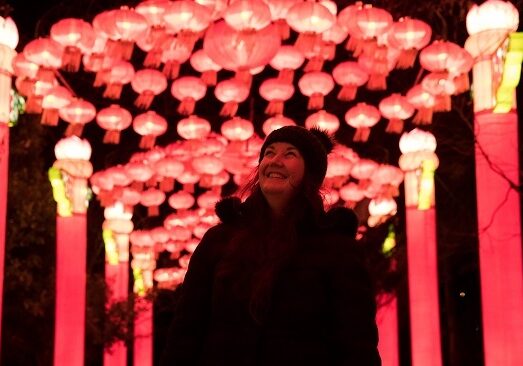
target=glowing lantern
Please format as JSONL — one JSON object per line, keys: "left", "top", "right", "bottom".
{"left": 195, "top": 0, "right": 228, "bottom": 20}
{"left": 125, "top": 161, "right": 155, "bottom": 192}
{"left": 388, "top": 17, "right": 432, "bottom": 69}
{"left": 286, "top": 2, "right": 335, "bottom": 54}
{"left": 421, "top": 72, "right": 456, "bottom": 112}
{"left": 160, "top": 36, "right": 193, "bottom": 79}
{"left": 197, "top": 190, "right": 220, "bottom": 210}
{"left": 221, "top": 117, "right": 254, "bottom": 141}
{"left": 406, "top": 85, "right": 436, "bottom": 125}
{"left": 259, "top": 78, "right": 294, "bottom": 115}
{"left": 264, "top": 0, "right": 301, "bottom": 39}
{"left": 23, "top": 77, "right": 57, "bottom": 114}
{"left": 368, "top": 197, "right": 397, "bottom": 227}
{"left": 154, "top": 267, "right": 184, "bottom": 290}
{"left": 176, "top": 115, "right": 210, "bottom": 140}
{"left": 96, "top": 105, "right": 133, "bottom": 144}
{"left": 371, "top": 164, "right": 404, "bottom": 198}
{"left": 214, "top": 78, "right": 250, "bottom": 117}
{"left": 168, "top": 190, "right": 195, "bottom": 211}
{"left": 177, "top": 165, "right": 201, "bottom": 192}
{"left": 322, "top": 187, "right": 340, "bottom": 208}
{"left": 59, "top": 98, "right": 96, "bottom": 137}
{"left": 136, "top": 0, "right": 171, "bottom": 27}
{"left": 446, "top": 47, "right": 473, "bottom": 94}
{"left": 41, "top": 86, "right": 72, "bottom": 126}
{"left": 420, "top": 40, "right": 461, "bottom": 72}
{"left": 326, "top": 154, "right": 352, "bottom": 179}
{"left": 332, "top": 61, "right": 369, "bottom": 101}
{"left": 339, "top": 182, "right": 366, "bottom": 208}
{"left": 298, "top": 71, "right": 334, "bottom": 110}
{"left": 203, "top": 20, "right": 281, "bottom": 78}
{"left": 23, "top": 37, "right": 63, "bottom": 81}
{"left": 12, "top": 53, "right": 38, "bottom": 81}
{"left": 192, "top": 155, "right": 224, "bottom": 176}
{"left": 140, "top": 188, "right": 166, "bottom": 216}
{"left": 223, "top": 0, "right": 271, "bottom": 31}
{"left": 101, "top": 60, "right": 135, "bottom": 99}
{"left": 154, "top": 157, "right": 185, "bottom": 192}
{"left": 105, "top": 165, "right": 133, "bottom": 188}
{"left": 348, "top": 4, "right": 393, "bottom": 57}
{"left": 131, "top": 69, "right": 168, "bottom": 109}
{"left": 466, "top": 0, "right": 519, "bottom": 35}
{"left": 199, "top": 169, "right": 229, "bottom": 191}
{"left": 357, "top": 50, "right": 398, "bottom": 91}
{"left": 163, "top": 0, "right": 212, "bottom": 51}
{"left": 345, "top": 103, "right": 381, "bottom": 142}
{"left": 190, "top": 49, "right": 222, "bottom": 85}
{"left": 378, "top": 94, "right": 415, "bottom": 134}
{"left": 170, "top": 76, "right": 207, "bottom": 115}
{"left": 262, "top": 115, "right": 296, "bottom": 136}
{"left": 269, "top": 45, "right": 305, "bottom": 83}
{"left": 132, "top": 111, "right": 168, "bottom": 149}
{"left": 50, "top": 18, "right": 95, "bottom": 72}
{"left": 305, "top": 110, "right": 339, "bottom": 133}
{"left": 351, "top": 158, "right": 379, "bottom": 189}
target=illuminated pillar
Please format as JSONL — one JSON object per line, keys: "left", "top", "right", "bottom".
{"left": 0, "top": 16, "right": 18, "bottom": 347}
{"left": 399, "top": 129, "right": 442, "bottom": 366}
{"left": 50, "top": 136, "right": 93, "bottom": 366}
{"left": 465, "top": 2, "right": 523, "bottom": 365}
{"left": 377, "top": 295, "right": 399, "bottom": 366}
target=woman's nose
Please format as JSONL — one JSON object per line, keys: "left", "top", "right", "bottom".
{"left": 268, "top": 153, "right": 284, "bottom": 165}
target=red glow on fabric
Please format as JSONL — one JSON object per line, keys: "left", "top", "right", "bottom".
{"left": 134, "top": 298, "right": 153, "bottom": 366}
{"left": 377, "top": 295, "right": 399, "bottom": 366}
{"left": 475, "top": 111, "right": 523, "bottom": 366}
{"left": 406, "top": 207, "right": 442, "bottom": 366}
{"left": 54, "top": 215, "right": 87, "bottom": 366}
{"left": 0, "top": 123, "right": 8, "bottom": 346}
{"left": 104, "top": 263, "right": 129, "bottom": 366}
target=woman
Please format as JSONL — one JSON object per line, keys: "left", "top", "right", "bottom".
{"left": 160, "top": 126, "right": 381, "bottom": 365}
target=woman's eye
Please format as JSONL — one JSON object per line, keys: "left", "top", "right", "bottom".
{"left": 286, "top": 151, "right": 297, "bottom": 157}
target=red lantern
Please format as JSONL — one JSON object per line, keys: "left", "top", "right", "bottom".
{"left": 388, "top": 17, "right": 432, "bottom": 69}
{"left": 259, "top": 78, "right": 294, "bottom": 115}
{"left": 154, "top": 157, "right": 185, "bottom": 192}
{"left": 421, "top": 72, "right": 456, "bottom": 112}
{"left": 446, "top": 47, "right": 473, "bottom": 94}
{"left": 12, "top": 53, "right": 39, "bottom": 79}
{"left": 298, "top": 71, "right": 334, "bottom": 110}
{"left": 199, "top": 169, "right": 229, "bottom": 191}
{"left": 197, "top": 190, "right": 221, "bottom": 209}
{"left": 96, "top": 105, "right": 133, "bottom": 144}
{"left": 378, "top": 93, "right": 415, "bottom": 134}
{"left": 221, "top": 117, "right": 254, "bottom": 141}
{"left": 264, "top": 0, "right": 301, "bottom": 39}
{"left": 41, "top": 86, "right": 72, "bottom": 126}
{"left": 177, "top": 115, "right": 211, "bottom": 140}
{"left": 190, "top": 49, "right": 222, "bottom": 86}
{"left": 332, "top": 61, "right": 369, "bottom": 101}
{"left": 305, "top": 110, "right": 339, "bottom": 133}
{"left": 269, "top": 45, "right": 304, "bottom": 82}
{"left": 132, "top": 111, "right": 168, "bottom": 149}
{"left": 339, "top": 182, "right": 366, "bottom": 208}
{"left": 50, "top": 18, "right": 95, "bottom": 72}
{"left": 192, "top": 155, "right": 224, "bottom": 175}
{"left": 160, "top": 36, "right": 193, "bottom": 79}
{"left": 170, "top": 76, "right": 207, "bottom": 115}
{"left": 371, "top": 164, "right": 404, "bottom": 197}
{"left": 357, "top": 50, "right": 398, "bottom": 91}
{"left": 101, "top": 60, "right": 135, "bottom": 99}
{"left": 406, "top": 85, "right": 436, "bottom": 125}
{"left": 125, "top": 161, "right": 155, "bottom": 191}
{"left": 177, "top": 165, "right": 201, "bottom": 192}
{"left": 23, "top": 37, "right": 63, "bottom": 81}
{"left": 59, "top": 98, "right": 96, "bottom": 136}
{"left": 419, "top": 40, "right": 462, "bottom": 72}
{"left": 140, "top": 188, "right": 166, "bottom": 216}
{"left": 214, "top": 78, "right": 250, "bottom": 117}
{"left": 136, "top": 0, "right": 171, "bottom": 27}
{"left": 154, "top": 267, "right": 184, "bottom": 290}
{"left": 168, "top": 190, "right": 195, "bottom": 210}
{"left": 344, "top": 103, "right": 381, "bottom": 142}
{"left": 131, "top": 69, "right": 168, "bottom": 109}
{"left": 223, "top": 0, "right": 271, "bottom": 31}
{"left": 321, "top": 22, "right": 349, "bottom": 61}
{"left": 194, "top": 0, "right": 228, "bottom": 20}
{"left": 352, "top": 5, "right": 393, "bottom": 57}
{"left": 262, "top": 115, "right": 296, "bottom": 136}
{"left": 351, "top": 159, "right": 379, "bottom": 188}
{"left": 326, "top": 154, "right": 352, "bottom": 179}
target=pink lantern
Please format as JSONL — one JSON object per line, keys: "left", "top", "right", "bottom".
{"left": 177, "top": 165, "right": 201, "bottom": 192}
{"left": 466, "top": 0, "right": 519, "bottom": 35}
{"left": 406, "top": 85, "right": 436, "bottom": 125}
{"left": 305, "top": 110, "right": 339, "bottom": 133}
{"left": 421, "top": 72, "right": 456, "bottom": 112}
{"left": 59, "top": 98, "right": 96, "bottom": 136}
{"left": 214, "top": 78, "right": 250, "bottom": 117}
{"left": 170, "top": 76, "right": 207, "bottom": 115}
{"left": 12, "top": 53, "right": 39, "bottom": 80}
{"left": 101, "top": 60, "right": 135, "bottom": 99}
{"left": 357, "top": 50, "right": 398, "bottom": 91}
{"left": 50, "top": 18, "right": 95, "bottom": 72}
{"left": 351, "top": 159, "right": 380, "bottom": 190}
{"left": 131, "top": 69, "right": 168, "bottom": 109}
{"left": 321, "top": 22, "right": 349, "bottom": 61}
{"left": 264, "top": 0, "right": 301, "bottom": 39}
{"left": 269, "top": 45, "right": 305, "bottom": 83}
{"left": 199, "top": 169, "right": 229, "bottom": 191}
{"left": 192, "top": 155, "right": 224, "bottom": 176}
{"left": 371, "top": 164, "right": 404, "bottom": 197}
{"left": 379, "top": 94, "right": 415, "bottom": 134}
{"left": 326, "top": 154, "right": 352, "bottom": 179}
{"left": 190, "top": 49, "right": 222, "bottom": 85}
{"left": 388, "top": 17, "right": 432, "bottom": 69}
{"left": 125, "top": 161, "right": 155, "bottom": 192}
{"left": 96, "top": 105, "right": 133, "bottom": 144}
{"left": 221, "top": 117, "right": 254, "bottom": 141}
{"left": 177, "top": 115, "right": 211, "bottom": 140}
{"left": 223, "top": 0, "right": 271, "bottom": 31}
{"left": 136, "top": 0, "right": 171, "bottom": 27}
{"left": 298, "top": 71, "right": 334, "bottom": 110}
{"left": 140, "top": 188, "right": 166, "bottom": 216}
{"left": 41, "top": 86, "right": 72, "bottom": 126}
{"left": 259, "top": 78, "right": 294, "bottom": 115}
{"left": 446, "top": 47, "right": 473, "bottom": 94}
{"left": 286, "top": 2, "right": 335, "bottom": 54}
{"left": 154, "top": 157, "right": 185, "bottom": 192}
{"left": 23, "top": 37, "right": 63, "bottom": 81}
{"left": 262, "top": 115, "right": 296, "bottom": 136}
{"left": 163, "top": 0, "right": 212, "bottom": 51}
{"left": 197, "top": 190, "right": 221, "bottom": 209}
{"left": 419, "top": 40, "right": 463, "bottom": 72}
{"left": 194, "top": 0, "right": 228, "bottom": 20}
{"left": 332, "top": 61, "right": 369, "bottom": 101}
{"left": 339, "top": 182, "right": 366, "bottom": 208}
{"left": 344, "top": 103, "right": 381, "bottom": 142}
{"left": 160, "top": 36, "right": 193, "bottom": 79}
{"left": 168, "top": 190, "right": 195, "bottom": 211}
{"left": 154, "top": 267, "right": 184, "bottom": 290}
{"left": 352, "top": 5, "right": 393, "bottom": 57}
{"left": 132, "top": 111, "right": 168, "bottom": 149}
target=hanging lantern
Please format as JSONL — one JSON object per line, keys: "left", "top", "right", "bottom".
{"left": 406, "top": 84, "right": 436, "bottom": 125}
{"left": 419, "top": 40, "right": 463, "bottom": 73}
{"left": 23, "top": 37, "right": 63, "bottom": 82}
{"left": 332, "top": 61, "right": 369, "bottom": 101}
{"left": 368, "top": 197, "right": 397, "bottom": 226}
{"left": 190, "top": 49, "right": 222, "bottom": 85}
{"left": 371, "top": 164, "right": 404, "bottom": 198}
{"left": 136, "top": 0, "right": 171, "bottom": 28}
{"left": 50, "top": 18, "right": 95, "bottom": 72}
{"left": 259, "top": 78, "right": 294, "bottom": 115}
{"left": 357, "top": 50, "right": 398, "bottom": 91}
{"left": 326, "top": 154, "right": 352, "bottom": 179}
{"left": 339, "top": 182, "right": 366, "bottom": 208}
{"left": 59, "top": 98, "right": 96, "bottom": 136}
{"left": 192, "top": 155, "right": 224, "bottom": 176}
{"left": 197, "top": 190, "right": 221, "bottom": 209}
{"left": 154, "top": 267, "right": 185, "bottom": 290}
{"left": 12, "top": 53, "right": 39, "bottom": 80}
{"left": 269, "top": 45, "right": 305, "bottom": 83}
{"left": 154, "top": 157, "right": 185, "bottom": 192}
{"left": 223, "top": 0, "right": 271, "bottom": 31}
{"left": 262, "top": 115, "right": 296, "bottom": 136}
{"left": 168, "top": 190, "right": 195, "bottom": 210}
{"left": 96, "top": 104, "right": 133, "bottom": 144}
{"left": 421, "top": 72, "right": 456, "bottom": 112}
{"left": 305, "top": 110, "right": 339, "bottom": 133}
{"left": 321, "top": 22, "right": 349, "bottom": 61}
{"left": 199, "top": 169, "right": 229, "bottom": 191}
{"left": 466, "top": 0, "right": 519, "bottom": 35}
{"left": 160, "top": 36, "right": 193, "bottom": 79}
{"left": 170, "top": 76, "right": 207, "bottom": 115}
{"left": 351, "top": 158, "right": 380, "bottom": 189}
{"left": 214, "top": 78, "right": 250, "bottom": 117}
{"left": 125, "top": 161, "right": 155, "bottom": 191}
{"left": 298, "top": 71, "right": 334, "bottom": 110}
{"left": 176, "top": 115, "right": 211, "bottom": 140}
{"left": 221, "top": 117, "right": 254, "bottom": 141}
{"left": 131, "top": 69, "right": 168, "bottom": 109}
{"left": 140, "top": 188, "right": 166, "bottom": 216}
{"left": 352, "top": 5, "right": 393, "bottom": 57}
{"left": 378, "top": 93, "right": 415, "bottom": 134}
{"left": 136, "top": 27, "right": 169, "bottom": 68}
{"left": 194, "top": 0, "right": 228, "bottom": 20}
{"left": 133, "top": 111, "right": 168, "bottom": 149}
{"left": 446, "top": 47, "right": 473, "bottom": 94}
{"left": 388, "top": 17, "right": 432, "bottom": 69}
{"left": 41, "top": 86, "right": 72, "bottom": 126}
{"left": 264, "top": 0, "right": 301, "bottom": 39}
{"left": 344, "top": 103, "right": 381, "bottom": 142}
{"left": 101, "top": 60, "right": 135, "bottom": 99}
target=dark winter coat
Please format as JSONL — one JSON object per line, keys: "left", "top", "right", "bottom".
{"left": 160, "top": 197, "right": 381, "bottom": 366}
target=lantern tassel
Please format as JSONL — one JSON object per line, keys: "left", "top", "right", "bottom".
{"left": 307, "top": 93, "right": 324, "bottom": 110}
{"left": 337, "top": 85, "right": 358, "bottom": 101}
{"left": 41, "top": 108, "right": 60, "bottom": 126}
{"left": 353, "top": 127, "right": 371, "bottom": 142}
{"left": 295, "top": 32, "right": 320, "bottom": 54}
{"left": 304, "top": 57, "right": 324, "bottom": 72}
{"left": 94, "top": 70, "right": 107, "bottom": 87}
{"left": 220, "top": 102, "right": 238, "bottom": 117}
{"left": 453, "top": 73, "right": 470, "bottom": 95}
{"left": 201, "top": 70, "right": 217, "bottom": 86}
{"left": 159, "top": 178, "right": 175, "bottom": 192}
{"left": 177, "top": 98, "right": 196, "bottom": 116}
{"left": 134, "top": 91, "right": 155, "bottom": 109}
{"left": 367, "top": 73, "right": 387, "bottom": 91}
{"left": 25, "top": 95, "right": 43, "bottom": 114}
{"left": 162, "top": 61, "right": 180, "bottom": 79}
{"left": 385, "top": 118, "right": 404, "bottom": 134}
{"left": 147, "top": 205, "right": 159, "bottom": 217}
{"left": 396, "top": 49, "right": 418, "bottom": 69}
{"left": 143, "top": 49, "right": 162, "bottom": 69}
{"left": 275, "top": 19, "right": 290, "bottom": 40}
{"left": 278, "top": 69, "right": 294, "bottom": 83}
{"left": 62, "top": 46, "right": 82, "bottom": 72}
{"left": 265, "top": 100, "right": 284, "bottom": 115}
{"left": 433, "top": 94, "right": 451, "bottom": 112}
{"left": 103, "top": 83, "right": 124, "bottom": 100}
{"left": 413, "top": 107, "right": 433, "bottom": 125}
{"left": 65, "top": 123, "right": 85, "bottom": 137}
{"left": 103, "top": 130, "right": 121, "bottom": 144}
{"left": 139, "top": 135, "right": 156, "bottom": 150}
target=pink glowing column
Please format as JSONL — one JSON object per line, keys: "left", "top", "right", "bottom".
{"left": 134, "top": 297, "right": 153, "bottom": 366}
{"left": 376, "top": 295, "right": 399, "bottom": 366}
{"left": 399, "top": 129, "right": 442, "bottom": 366}
{"left": 0, "top": 16, "right": 18, "bottom": 347}
{"left": 474, "top": 111, "right": 523, "bottom": 366}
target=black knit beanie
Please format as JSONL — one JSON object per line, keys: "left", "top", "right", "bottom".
{"left": 259, "top": 126, "right": 335, "bottom": 189}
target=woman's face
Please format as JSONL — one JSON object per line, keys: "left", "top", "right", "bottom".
{"left": 258, "top": 142, "right": 305, "bottom": 206}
